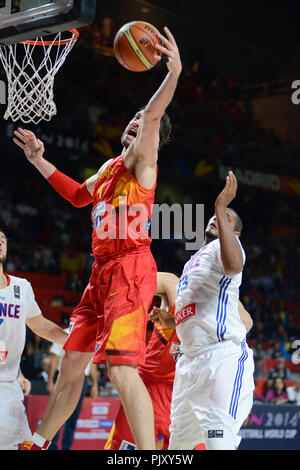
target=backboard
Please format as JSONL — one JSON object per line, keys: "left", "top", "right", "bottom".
{"left": 0, "top": 0, "right": 96, "bottom": 44}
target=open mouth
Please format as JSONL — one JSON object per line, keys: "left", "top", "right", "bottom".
{"left": 128, "top": 128, "right": 137, "bottom": 138}
{"left": 210, "top": 223, "right": 217, "bottom": 230}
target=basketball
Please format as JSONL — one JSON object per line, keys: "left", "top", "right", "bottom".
{"left": 113, "top": 21, "right": 162, "bottom": 72}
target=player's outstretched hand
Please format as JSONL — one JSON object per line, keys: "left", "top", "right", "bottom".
{"left": 13, "top": 128, "right": 45, "bottom": 164}
{"left": 154, "top": 27, "right": 182, "bottom": 77}
{"left": 215, "top": 171, "right": 238, "bottom": 211}
{"left": 149, "top": 306, "right": 176, "bottom": 329}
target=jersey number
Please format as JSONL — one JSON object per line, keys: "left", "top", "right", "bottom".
{"left": 177, "top": 274, "right": 188, "bottom": 294}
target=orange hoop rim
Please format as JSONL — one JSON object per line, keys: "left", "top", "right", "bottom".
{"left": 20, "top": 28, "right": 79, "bottom": 46}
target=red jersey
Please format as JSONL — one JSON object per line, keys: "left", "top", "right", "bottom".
{"left": 91, "top": 154, "right": 156, "bottom": 260}
{"left": 138, "top": 306, "right": 181, "bottom": 383}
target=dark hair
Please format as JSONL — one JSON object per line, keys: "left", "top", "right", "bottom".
{"left": 159, "top": 112, "right": 172, "bottom": 150}
{"left": 228, "top": 207, "right": 243, "bottom": 233}
{"left": 0, "top": 228, "right": 7, "bottom": 238}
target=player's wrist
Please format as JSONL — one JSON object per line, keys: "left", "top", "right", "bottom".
{"left": 31, "top": 155, "right": 47, "bottom": 168}
{"left": 32, "top": 157, "right": 57, "bottom": 179}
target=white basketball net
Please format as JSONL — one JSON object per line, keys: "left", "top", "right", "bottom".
{"left": 0, "top": 30, "right": 78, "bottom": 125}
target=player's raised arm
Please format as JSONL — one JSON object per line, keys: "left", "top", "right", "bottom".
{"left": 149, "top": 272, "right": 179, "bottom": 329}
{"left": 128, "top": 27, "right": 181, "bottom": 188}
{"left": 13, "top": 128, "right": 94, "bottom": 207}
{"left": 156, "top": 272, "right": 179, "bottom": 308}
{"left": 146, "top": 27, "right": 182, "bottom": 121}
{"left": 215, "top": 171, "right": 244, "bottom": 275}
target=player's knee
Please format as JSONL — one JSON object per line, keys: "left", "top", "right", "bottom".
{"left": 106, "top": 362, "right": 138, "bottom": 388}
{"left": 60, "top": 351, "right": 92, "bottom": 380}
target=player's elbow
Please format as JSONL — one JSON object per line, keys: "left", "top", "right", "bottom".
{"left": 245, "top": 317, "right": 254, "bottom": 333}
{"left": 222, "top": 252, "right": 244, "bottom": 276}
{"left": 156, "top": 272, "right": 179, "bottom": 295}
{"left": 164, "top": 272, "right": 180, "bottom": 285}
{"left": 71, "top": 200, "right": 88, "bottom": 208}
{"left": 223, "top": 261, "right": 243, "bottom": 276}
{"left": 143, "top": 106, "right": 163, "bottom": 122}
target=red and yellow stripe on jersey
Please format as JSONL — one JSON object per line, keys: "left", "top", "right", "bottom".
{"left": 91, "top": 154, "right": 156, "bottom": 260}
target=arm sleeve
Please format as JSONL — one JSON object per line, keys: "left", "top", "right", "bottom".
{"left": 47, "top": 170, "right": 93, "bottom": 208}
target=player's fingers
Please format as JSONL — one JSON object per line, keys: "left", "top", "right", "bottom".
{"left": 14, "top": 130, "right": 28, "bottom": 144}
{"left": 150, "top": 307, "right": 161, "bottom": 321}
{"left": 155, "top": 43, "right": 171, "bottom": 56}
{"left": 20, "top": 128, "right": 36, "bottom": 138}
{"left": 156, "top": 30, "right": 172, "bottom": 49}
{"left": 224, "top": 175, "right": 230, "bottom": 190}
{"left": 13, "top": 137, "right": 25, "bottom": 149}
{"left": 150, "top": 316, "right": 159, "bottom": 324}
{"left": 231, "top": 171, "right": 237, "bottom": 188}
{"left": 229, "top": 171, "right": 236, "bottom": 192}
{"left": 149, "top": 309, "right": 157, "bottom": 318}
{"left": 163, "top": 26, "right": 177, "bottom": 46}
{"left": 152, "top": 307, "right": 161, "bottom": 314}
{"left": 17, "top": 128, "right": 32, "bottom": 139}
{"left": 36, "top": 139, "right": 44, "bottom": 149}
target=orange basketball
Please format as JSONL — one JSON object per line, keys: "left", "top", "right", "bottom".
{"left": 113, "top": 21, "right": 161, "bottom": 72}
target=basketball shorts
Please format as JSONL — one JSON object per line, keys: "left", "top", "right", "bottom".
{"left": 0, "top": 380, "right": 32, "bottom": 450}
{"left": 169, "top": 340, "right": 255, "bottom": 450}
{"left": 105, "top": 375, "right": 173, "bottom": 450}
{"left": 63, "top": 248, "right": 157, "bottom": 365}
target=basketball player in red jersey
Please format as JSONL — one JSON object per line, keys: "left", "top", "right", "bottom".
{"left": 14, "top": 27, "right": 182, "bottom": 450}
{"left": 105, "top": 272, "right": 180, "bottom": 451}
{"left": 105, "top": 272, "right": 253, "bottom": 450}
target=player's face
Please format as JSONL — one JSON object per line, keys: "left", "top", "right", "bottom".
{"left": 121, "top": 110, "right": 144, "bottom": 149}
{"left": 205, "top": 209, "right": 238, "bottom": 239}
{"left": 0, "top": 232, "right": 7, "bottom": 264}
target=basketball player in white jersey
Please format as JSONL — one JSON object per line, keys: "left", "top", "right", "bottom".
{"left": 0, "top": 228, "right": 68, "bottom": 450}
{"left": 150, "top": 172, "right": 255, "bottom": 450}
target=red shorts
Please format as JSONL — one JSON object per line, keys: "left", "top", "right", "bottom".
{"left": 63, "top": 248, "right": 157, "bottom": 365}
{"left": 106, "top": 375, "right": 173, "bottom": 450}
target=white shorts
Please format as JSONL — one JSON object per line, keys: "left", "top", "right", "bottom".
{"left": 169, "top": 340, "right": 254, "bottom": 450}
{"left": 0, "top": 380, "right": 32, "bottom": 450}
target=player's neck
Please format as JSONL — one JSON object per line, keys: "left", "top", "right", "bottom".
{"left": 203, "top": 237, "right": 214, "bottom": 246}
{"left": 0, "top": 268, "right": 8, "bottom": 289}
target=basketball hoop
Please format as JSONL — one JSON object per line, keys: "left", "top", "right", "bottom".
{"left": 0, "top": 29, "right": 79, "bottom": 124}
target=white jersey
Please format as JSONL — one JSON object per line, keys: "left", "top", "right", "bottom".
{"left": 0, "top": 275, "right": 41, "bottom": 382}
{"left": 175, "top": 238, "right": 246, "bottom": 355}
